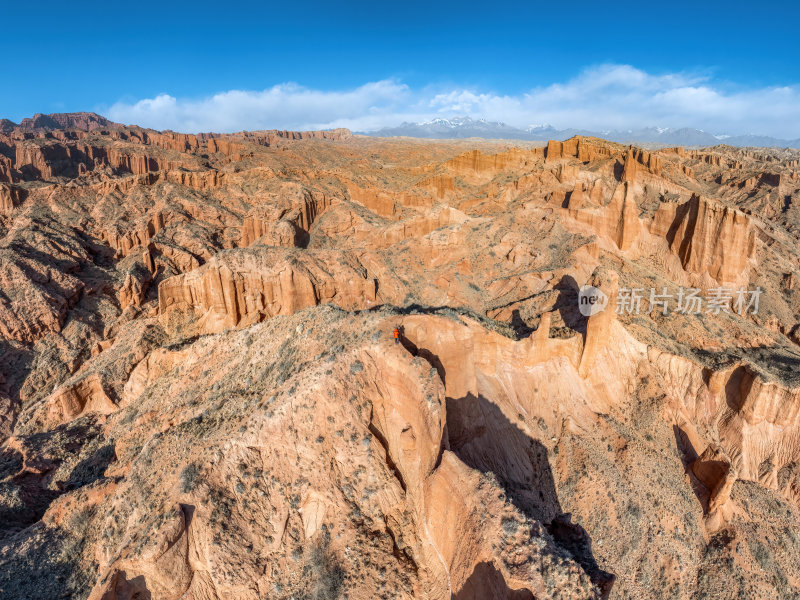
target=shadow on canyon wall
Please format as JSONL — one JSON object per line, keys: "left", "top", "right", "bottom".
{"left": 399, "top": 330, "right": 615, "bottom": 599}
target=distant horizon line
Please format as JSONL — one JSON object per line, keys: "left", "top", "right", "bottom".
{"left": 3, "top": 110, "right": 800, "bottom": 150}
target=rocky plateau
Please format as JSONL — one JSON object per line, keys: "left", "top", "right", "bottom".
{"left": 1, "top": 113, "right": 800, "bottom": 599}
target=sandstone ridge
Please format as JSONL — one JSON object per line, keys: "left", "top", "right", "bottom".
{"left": 1, "top": 115, "right": 800, "bottom": 599}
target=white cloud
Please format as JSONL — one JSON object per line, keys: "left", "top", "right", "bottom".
{"left": 106, "top": 65, "right": 800, "bottom": 138}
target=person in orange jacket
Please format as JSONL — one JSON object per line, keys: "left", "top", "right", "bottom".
{"left": 393, "top": 326, "right": 400, "bottom": 344}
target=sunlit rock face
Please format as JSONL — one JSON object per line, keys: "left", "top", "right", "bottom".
{"left": 1, "top": 115, "right": 800, "bottom": 599}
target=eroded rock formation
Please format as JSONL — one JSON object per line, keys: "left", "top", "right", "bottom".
{"left": 1, "top": 114, "right": 800, "bottom": 599}
{"left": 691, "top": 444, "right": 737, "bottom": 515}
{"left": 651, "top": 194, "right": 756, "bottom": 284}
{"left": 158, "top": 247, "right": 380, "bottom": 333}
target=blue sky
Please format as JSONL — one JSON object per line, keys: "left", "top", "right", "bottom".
{"left": 4, "top": 0, "right": 800, "bottom": 136}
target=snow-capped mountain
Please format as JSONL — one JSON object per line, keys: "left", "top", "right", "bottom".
{"left": 364, "top": 118, "right": 800, "bottom": 148}
{"left": 369, "top": 117, "right": 541, "bottom": 140}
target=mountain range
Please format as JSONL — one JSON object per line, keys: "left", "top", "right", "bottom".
{"left": 366, "top": 117, "right": 800, "bottom": 148}
{"left": 4, "top": 112, "right": 799, "bottom": 149}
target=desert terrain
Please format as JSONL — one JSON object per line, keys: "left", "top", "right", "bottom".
{"left": 1, "top": 112, "right": 800, "bottom": 599}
